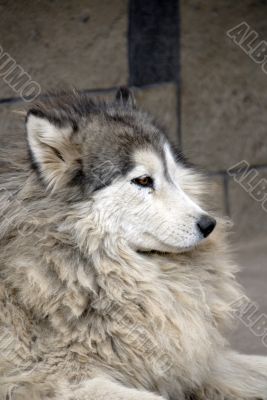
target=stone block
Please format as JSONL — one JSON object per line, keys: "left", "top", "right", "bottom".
{"left": 228, "top": 167, "right": 267, "bottom": 242}
{"left": 181, "top": 0, "right": 267, "bottom": 171}
{"left": 0, "top": 0, "right": 128, "bottom": 99}
{"left": 134, "top": 83, "right": 179, "bottom": 145}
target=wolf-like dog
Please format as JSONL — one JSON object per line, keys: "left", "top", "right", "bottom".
{"left": 0, "top": 88, "right": 267, "bottom": 400}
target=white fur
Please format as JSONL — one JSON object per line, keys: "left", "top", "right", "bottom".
{"left": 92, "top": 146, "right": 207, "bottom": 254}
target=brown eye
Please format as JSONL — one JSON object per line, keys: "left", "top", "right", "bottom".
{"left": 131, "top": 175, "right": 154, "bottom": 188}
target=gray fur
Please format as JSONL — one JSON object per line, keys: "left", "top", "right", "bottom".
{"left": 26, "top": 90, "right": 168, "bottom": 194}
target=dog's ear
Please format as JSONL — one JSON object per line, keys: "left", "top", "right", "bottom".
{"left": 115, "top": 87, "right": 136, "bottom": 108}
{"left": 26, "top": 110, "right": 82, "bottom": 191}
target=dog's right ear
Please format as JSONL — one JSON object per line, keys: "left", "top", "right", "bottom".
{"left": 115, "top": 87, "right": 136, "bottom": 108}
{"left": 26, "top": 110, "right": 82, "bottom": 191}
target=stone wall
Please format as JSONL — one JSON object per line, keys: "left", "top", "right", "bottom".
{"left": 181, "top": 0, "right": 267, "bottom": 244}
{"left": 0, "top": 0, "right": 267, "bottom": 243}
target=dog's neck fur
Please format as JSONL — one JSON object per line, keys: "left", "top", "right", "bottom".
{"left": 0, "top": 155, "right": 243, "bottom": 328}
{"left": 1, "top": 198, "right": 242, "bottom": 336}
{"left": 0, "top": 179, "right": 245, "bottom": 394}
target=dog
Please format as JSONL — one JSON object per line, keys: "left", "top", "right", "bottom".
{"left": 0, "top": 88, "right": 267, "bottom": 400}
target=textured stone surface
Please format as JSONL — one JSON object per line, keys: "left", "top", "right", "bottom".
{"left": 228, "top": 168, "right": 267, "bottom": 242}
{"left": 0, "top": 0, "right": 128, "bottom": 99}
{"left": 229, "top": 239, "right": 267, "bottom": 356}
{"left": 134, "top": 83, "right": 179, "bottom": 145}
{"left": 181, "top": 0, "right": 267, "bottom": 171}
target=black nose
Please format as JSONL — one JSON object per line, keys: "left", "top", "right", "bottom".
{"left": 197, "top": 215, "right": 216, "bottom": 238}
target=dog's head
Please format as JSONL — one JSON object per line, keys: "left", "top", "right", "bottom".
{"left": 26, "top": 89, "right": 216, "bottom": 253}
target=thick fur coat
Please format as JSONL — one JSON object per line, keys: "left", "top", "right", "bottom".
{"left": 0, "top": 89, "right": 267, "bottom": 400}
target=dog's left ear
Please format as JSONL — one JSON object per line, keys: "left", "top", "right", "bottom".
{"left": 115, "top": 87, "right": 136, "bottom": 108}
{"left": 26, "top": 110, "right": 82, "bottom": 191}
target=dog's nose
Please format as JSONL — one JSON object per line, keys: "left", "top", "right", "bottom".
{"left": 197, "top": 215, "right": 216, "bottom": 238}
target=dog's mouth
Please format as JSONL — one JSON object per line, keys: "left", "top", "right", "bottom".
{"left": 137, "top": 244, "right": 198, "bottom": 257}
{"left": 138, "top": 249, "right": 171, "bottom": 256}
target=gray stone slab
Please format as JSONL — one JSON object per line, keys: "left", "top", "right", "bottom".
{"left": 181, "top": 0, "right": 267, "bottom": 171}
{"left": 228, "top": 168, "right": 267, "bottom": 242}
{"left": 229, "top": 239, "right": 267, "bottom": 356}
{"left": 0, "top": 0, "right": 128, "bottom": 99}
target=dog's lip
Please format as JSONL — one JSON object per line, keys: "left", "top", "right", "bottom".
{"left": 138, "top": 249, "right": 171, "bottom": 256}
{"left": 137, "top": 243, "right": 198, "bottom": 256}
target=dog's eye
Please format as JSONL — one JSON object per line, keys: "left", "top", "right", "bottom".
{"left": 131, "top": 175, "right": 154, "bottom": 188}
